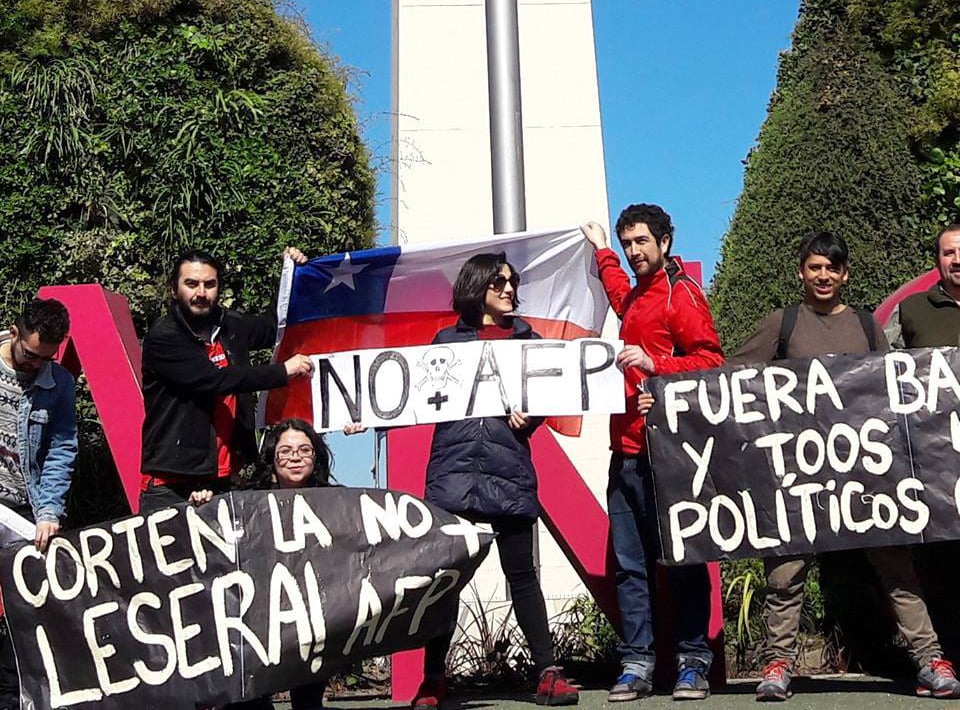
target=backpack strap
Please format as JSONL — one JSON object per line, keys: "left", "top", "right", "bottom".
{"left": 854, "top": 308, "right": 878, "bottom": 352}
{"left": 664, "top": 258, "right": 700, "bottom": 289}
{"left": 776, "top": 303, "right": 878, "bottom": 359}
{"left": 663, "top": 259, "right": 698, "bottom": 358}
{"left": 776, "top": 304, "right": 800, "bottom": 360}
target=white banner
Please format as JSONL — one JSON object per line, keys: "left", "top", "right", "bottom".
{"left": 310, "top": 338, "right": 626, "bottom": 431}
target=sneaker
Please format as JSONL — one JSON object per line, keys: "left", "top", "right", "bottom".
{"left": 411, "top": 675, "right": 448, "bottom": 710}
{"left": 535, "top": 667, "right": 579, "bottom": 706}
{"left": 608, "top": 672, "right": 653, "bottom": 702}
{"left": 756, "top": 659, "right": 792, "bottom": 702}
{"left": 917, "top": 658, "right": 960, "bottom": 699}
{"left": 672, "top": 659, "right": 710, "bottom": 701}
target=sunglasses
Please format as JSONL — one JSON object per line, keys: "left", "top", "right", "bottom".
{"left": 489, "top": 274, "right": 520, "bottom": 291}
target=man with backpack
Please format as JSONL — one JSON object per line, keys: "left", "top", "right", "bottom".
{"left": 730, "top": 231, "right": 960, "bottom": 701}
{"left": 582, "top": 205, "right": 724, "bottom": 701}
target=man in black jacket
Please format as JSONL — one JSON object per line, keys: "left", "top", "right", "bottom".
{"left": 139, "top": 248, "right": 314, "bottom": 513}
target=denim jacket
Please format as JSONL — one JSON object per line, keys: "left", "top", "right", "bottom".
{"left": 0, "top": 332, "right": 77, "bottom": 523}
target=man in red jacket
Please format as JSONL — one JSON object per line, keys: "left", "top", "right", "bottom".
{"left": 582, "top": 204, "right": 724, "bottom": 701}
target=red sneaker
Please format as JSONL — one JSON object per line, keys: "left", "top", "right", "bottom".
{"left": 536, "top": 667, "right": 579, "bottom": 706}
{"left": 412, "top": 676, "right": 448, "bottom": 710}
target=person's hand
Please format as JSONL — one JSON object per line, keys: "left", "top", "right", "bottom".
{"left": 35, "top": 520, "right": 59, "bottom": 553}
{"left": 188, "top": 489, "right": 214, "bottom": 506}
{"left": 283, "top": 246, "right": 308, "bottom": 265}
{"left": 508, "top": 409, "right": 531, "bottom": 430}
{"left": 284, "top": 354, "right": 314, "bottom": 378}
{"left": 580, "top": 221, "right": 610, "bottom": 250}
{"left": 343, "top": 422, "right": 367, "bottom": 435}
{"left": 618, "top": 345, "right": 655, "bottom": 374}
{"left": 637, "top": 391, "right": 656, "bottom": 416}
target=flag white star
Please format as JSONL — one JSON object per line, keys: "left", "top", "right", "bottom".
{"left": 323, "top": 253, "right": 368, "bottom": 292}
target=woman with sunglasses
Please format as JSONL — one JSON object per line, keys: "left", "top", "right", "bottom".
{"left": 411, "top": 252, "right": 579, "bottom": 710}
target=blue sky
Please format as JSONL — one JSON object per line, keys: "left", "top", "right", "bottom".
{"left": 295, "top": 0, "right": 801, "bottom": 486}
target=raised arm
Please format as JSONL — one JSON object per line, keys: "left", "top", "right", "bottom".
{"left": 581, "top": 222, "right": 634, "bottom": 317}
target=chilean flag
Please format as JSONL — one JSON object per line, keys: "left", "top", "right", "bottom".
{"left": 261, "top": 227, "right": 610, "bottom": 430}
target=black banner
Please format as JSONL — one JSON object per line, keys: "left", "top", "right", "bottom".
{"left": 645, "top": 347, "right": 960, "bottom": 565}
{"left": 0, "top": 488, "right": 493, "bottom": 709}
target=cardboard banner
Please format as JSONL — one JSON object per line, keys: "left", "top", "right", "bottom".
{"left": 645, "top": 347, "right": 960, "bottom": 565}
{"left": 0, "top": 488, "right": 493, "bottom": 709}
{"left": 311, "top": 337, "right": 625, "bottom": 432}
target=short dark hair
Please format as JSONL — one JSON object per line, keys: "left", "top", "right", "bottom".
{"left": 934, "top": 223, "right": 960, "bottom": 256}
{"left": 254, "top": 418, "right": 333, "bottom": 489}
{"left": 798, "top": 231, "right": 848, "bottom": 268}
{"left": 615, "top": 203, "right": 675, "bottom": 255}
{"left": 16, "top": 298, "right": 70, "bottom": 344}
{"left": 451, "top": 252, "right": 519, "bottom": 327}
{"left": 168, "top": 249, "right": 223, "bottom": 291}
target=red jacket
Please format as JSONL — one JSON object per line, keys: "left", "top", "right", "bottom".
{"left": 596, "top": 249, "right": 724, "bottom": 455}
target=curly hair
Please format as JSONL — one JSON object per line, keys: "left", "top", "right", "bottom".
{"left": 16, "top": 298, "right": 70, "bottom": 343}
{"left": 252, "top": 418, "right": 333, "bottom": 489}
{"left": 614, "top": 203, "right": 675, "bottom": 255}
{"left": 452, "top": 252, "right": 520, "bottom": 327}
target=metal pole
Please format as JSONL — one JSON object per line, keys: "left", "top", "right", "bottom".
{"left": 486, "top": 0, "right": 527, "bottom": 233}
{"left": 486, "top": 0, "right": 538, "bottom": 582}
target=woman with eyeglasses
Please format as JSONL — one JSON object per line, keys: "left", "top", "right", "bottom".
{"left": 410, "top": 252, "right": 579, "bottom": 710}
{"left": 220, "top": 418, "right": 332, "bottom": 710}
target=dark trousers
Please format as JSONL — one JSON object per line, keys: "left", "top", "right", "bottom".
{"left": 424, "top": 516, "right": 554, "bottom": 676}
{"left": 607, "top": 453, "right": 713, "bottom": 672}
{"left": 138, "top": 476, "right": 231, "bottom": 514}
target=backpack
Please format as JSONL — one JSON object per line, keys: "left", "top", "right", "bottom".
{"left": 775, "top": 303, "right": 878, "bottom": 360}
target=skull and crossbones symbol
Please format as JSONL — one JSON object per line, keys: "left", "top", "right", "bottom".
{"left": 416, "top": 346, "right": 461, "bottom": 391}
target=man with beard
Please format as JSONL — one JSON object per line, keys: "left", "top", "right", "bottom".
{"left": 139, "top": 249, "right": 314, "bottom": 513}
{"left": 0, "top": 298, "right": 76, "bottom": 706}
{"left": 732, "top": 232, "right": 960, "bottom": 701}
{"left": 582, "top": 205, "right": 723, "bottom": 701}
{"left": 884, "top": 223, "right": 960, "bottom": 348}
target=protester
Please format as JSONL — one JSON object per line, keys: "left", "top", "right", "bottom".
{"left": 884, "top": 223, "right": 960, "bottom": 349}
{"left": 0, "top": 297, "right": 77, "bottom": 707}
{"left": 581, "top": 206, "right": 723, "bottom": 701}
{"left": 219, "top": 418, "right": 333, "bottom": 710}
{"left": 883, "top": 221, "right": 960, "bottom": 680}
{"left": 731, "top": 231, "right": 960, "bottom": 701}
{"left": 139, "top": 248, "right": 314, "bottom": 514}
{"left": 409, "top": 252, "right": 579, "bottom": 709}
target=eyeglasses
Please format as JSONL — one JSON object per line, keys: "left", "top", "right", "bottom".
{"left": 489, "top": 274, "right": 520, "bottom": 292}
{"left": 275, "top": 445, "right": 315, "bottom": 461}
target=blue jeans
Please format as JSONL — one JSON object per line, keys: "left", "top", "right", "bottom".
{"left": 607, "top": 453, "right": 713, "bottom": 672}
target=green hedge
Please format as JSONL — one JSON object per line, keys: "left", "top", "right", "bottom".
{"left": 0, "top": 0, "right": 375, "bottom": 331}
{"left": 712, "top": 0, "right": 959, "bottom": 350}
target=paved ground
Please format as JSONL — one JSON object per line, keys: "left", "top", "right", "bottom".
{"left": 274, "top": 677, "right": 960, "bottom": 710}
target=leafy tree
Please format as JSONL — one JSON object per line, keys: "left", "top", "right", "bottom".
{"left": 0, "top": 0, "right": 375, "bottom": 521}
{"left": 712, "top": 0, "right": 958, "bottom": 350}
{"left": 847, "top": 0, "right": 960, "bottom": 231}
{"left": 0, "top": 0, "right": 375, "bottom": 330}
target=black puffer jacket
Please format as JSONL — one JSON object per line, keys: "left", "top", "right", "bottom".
{"left": 423, "top": 317, "right": 543, "bottom": 521}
